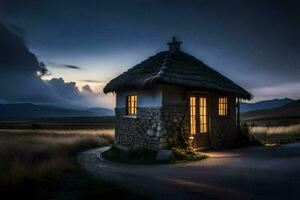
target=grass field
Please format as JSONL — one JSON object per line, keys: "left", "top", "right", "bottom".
{"left": 241, "top": 114, "right": 300, "bottom": 145}
{"left": 0, "top": 128, "right": 141, "bottom": 200}
{"left": 0, "top": 116, "right": 115, "bottom": 129}
{"left": 250, "top": 124, "right": 300, "bottom": 145}
{"left": 1, "top": 116, "right": 299, "bottom": 199}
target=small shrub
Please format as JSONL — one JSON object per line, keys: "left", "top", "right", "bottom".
{"left": 102, "top": 145, "right": 157, "bottom": 164}
{"left": 236, "top": 123, "right": 262, "bottom": 147}
{"left": 30, "top": 123, "right": 42, "bottom": 129}
{"left": 171, "top": 147, "right": 208, "bottom": 161}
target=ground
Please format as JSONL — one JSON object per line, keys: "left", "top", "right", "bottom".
{"left": 0, "top": 127, "right": 141, "bottom": 200}
{"left": 78, "top": 143, "right": 300, "bottom": 200}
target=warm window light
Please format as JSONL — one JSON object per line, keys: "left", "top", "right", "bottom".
{"left": 190, "top": 96, "right": 208, "bottom": 134}
{"left": 127, "top": 95, "right": 137, "bottom": 115}
{"left": 218, "top": 97, "right": 228, "bottom": 116}
{"left": 190, "top": 97, "right": 196, "bottom": 135}
{"left": 199, "top": 97, "right": 207, "bottom": 133}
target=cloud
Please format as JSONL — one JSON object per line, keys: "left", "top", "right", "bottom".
{"left": 46, "top": 78, "right": 81, "bottom": 100}
{"left": 46, "top": 78, "right": 114, "bottom": 108}
{"left": 6, "top": 23, "right": 27, "bottom": 38}
{"left": 79, "top": 84, "right": 115, "bottom": 108}
{"left": 81, "top": 80, "right": 103, "bottom": 83}
{"left": 0, "top": 22, "right": 112, "bottom": 108}
{"left": 44, "top": 61, "right": 81, "bottom": 69}
{"left": 82, "top": 84, "right": 93, "bottom": 93}
{"left": 64, "top": 64, "right": 81, "bottom": 69}
{"left": 250, "top": 82, "right": 300, "bottom": 102}
{"left": 0, "top": 21, "right": 57, "bottom": 103}
{"left": 0, "top": 22, "right": 49, "bottom": 75}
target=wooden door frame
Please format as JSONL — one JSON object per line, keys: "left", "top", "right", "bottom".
{"left": 189, "top": 95, "right": 210, "bottom": 135}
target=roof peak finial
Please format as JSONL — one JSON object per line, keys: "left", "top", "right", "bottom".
{"left": 168, "top": 36, "right": 182, "bottom": 53}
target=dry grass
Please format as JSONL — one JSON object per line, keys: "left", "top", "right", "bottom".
{"left": 250, "top": 124, "right": 300, "bottom": 144}
{"left": 0, "top": 129, "right": 114, "bottom": 199}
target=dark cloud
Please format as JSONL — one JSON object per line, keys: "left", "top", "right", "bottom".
{"left": 6, "top": 23, "right": 27, "bottom": 38}
{"left": 0, "top": 21, "right": 55, "bottom": 102}
{"left": 0, "top": 21, "right": 106, "bottom": 108}
{"left": 0, "top": 22, "right": 48, "bottom": 75}
{"left": 81, "top": 80, "right": 103, "bottom": 83}
{"left": 44, "top": 62, "right": 81, "bottom": 70}
{"left": 82, "top": 85, "right": 93, "bottom": 93}
{"left": 46, "top": 78, "right": 80, "bottom": 100}
{"left": 64, "top": 64, "right": 81, "bottom": 69}
{"left": 39, "top": 62, "right": 51, "bottom": 76}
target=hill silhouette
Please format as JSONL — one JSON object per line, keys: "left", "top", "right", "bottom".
{"left": 0, "top": 103, "right": 114, "bottom": 119}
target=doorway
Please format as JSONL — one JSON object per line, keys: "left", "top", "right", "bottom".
{"left": 189, "top": 96, "right": 209, "bottom": 147}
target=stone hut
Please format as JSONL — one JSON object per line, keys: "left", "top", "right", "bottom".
{"left": 103, "top": 37, "right": 252, "bottom": 150}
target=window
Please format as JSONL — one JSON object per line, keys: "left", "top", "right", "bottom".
{"left": 218, "top": 97, "right": 228, "bottom": 116}
{"left": 127, "top": 95, "right": 137, "bottom": 115}
{"left": 190, "top": 97, "right": 196, "bottom": 135}
{"left": 189, "top": 96, "right": 208, "bottom": 134}
{"left": 199, "top": 97, "right": 207, "bottom": 133}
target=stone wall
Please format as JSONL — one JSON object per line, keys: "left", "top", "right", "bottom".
{"left": 115, "top": 93, "right": 238, "bottom": 150}
{"left": 115, "top": 107, "right": 161, "bottom": 150}
{"left": 159, "top": 106, "right": 190, "bottom": 149}
{"left": 114, "top": 106, "right": 188, "bottom": 150}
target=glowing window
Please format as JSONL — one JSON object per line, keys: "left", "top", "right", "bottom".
{"left": 199, "top": 97, "right": 207, "bottom": 133}
{"left": 190, "top": 97, "right": 197, "bottom": 135}
{"left": 218, "top": 97, "right": 228, "bottom": 116}
{"left": 127, "top": 95, "right": 137, "bottom": 115}
{"left": 190, "top": 96, "right": 208, "bottom": 134}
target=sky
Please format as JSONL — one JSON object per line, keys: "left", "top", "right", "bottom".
{"left": 0, "top": 0, "right": 300, "bottom": 108}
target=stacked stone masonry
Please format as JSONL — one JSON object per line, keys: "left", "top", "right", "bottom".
{"left": 115, "top": 96, "right": 238, "bottom": 150}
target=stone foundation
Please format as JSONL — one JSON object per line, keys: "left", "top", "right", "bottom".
{"left": 115, "top": 96, "right": 238, "bottom": 150}
{"left": 159, "top": 106, "right": 189, "bottom": 149}
{"left": 115, "top": 108, "right": 161, "bottom": 150}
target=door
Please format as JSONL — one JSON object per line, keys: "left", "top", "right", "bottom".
{"left": 189, "top": 96, "right": 209, "bottom": 148}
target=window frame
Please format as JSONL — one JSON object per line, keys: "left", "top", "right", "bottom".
{"left": 189, "top": 96, "right": 197, "bottom": 135}
{"left": 189, "top": 96, "right": 209, "bottom": 135}
{"left": 199, "top": 97, "right": 208, "bottom": 133}
{"left": 126, "top": 95, "right": 138, "bottom": 116}
{"left": 218, "top": 97, "right": 229, "bottom": 116}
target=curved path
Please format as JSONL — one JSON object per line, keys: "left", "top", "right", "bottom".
{"left": 78, "top": 143, "right": 300, "bottom": 200}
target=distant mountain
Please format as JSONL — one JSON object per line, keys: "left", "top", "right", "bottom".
{"left": 0, "top": 103, "right": 114, "bottom": 119}
{"left": 87, "top": 107, "right": 114, "bottom": 116}
{"left": 240, "top": 98, "right": 294, "bottom": 113}
{"left": 241, "top": 99, "right": 300, "bottom": 121}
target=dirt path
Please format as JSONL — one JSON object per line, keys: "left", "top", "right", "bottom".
{"left": 78, "top": 143, "right": 300, "bottom": 200}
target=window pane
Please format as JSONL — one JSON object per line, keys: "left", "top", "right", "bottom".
{"left": 127, "top": 95, "right": 137, "bottom": 115}
{"left": 190, "top": 97, "right": 196, "bottom": 135}
{"left": 219, "top": 97, "right": 228, "bottom": 116}
{"left": 190, "top": 96, "right": 209, "bottom": 134}
{"left": 199, "top": 97, "right": 207, "bottom": 133}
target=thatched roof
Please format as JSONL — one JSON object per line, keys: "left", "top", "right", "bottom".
{"left": 103, "top": 38, "right": 252, "bottom": 99}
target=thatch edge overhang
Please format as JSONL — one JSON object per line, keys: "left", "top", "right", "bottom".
{"left": 103, "top": 50, "right": 252, "bottom": 100}
{"left": 104, "top": 77, "right": 252, "bottom": 100}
